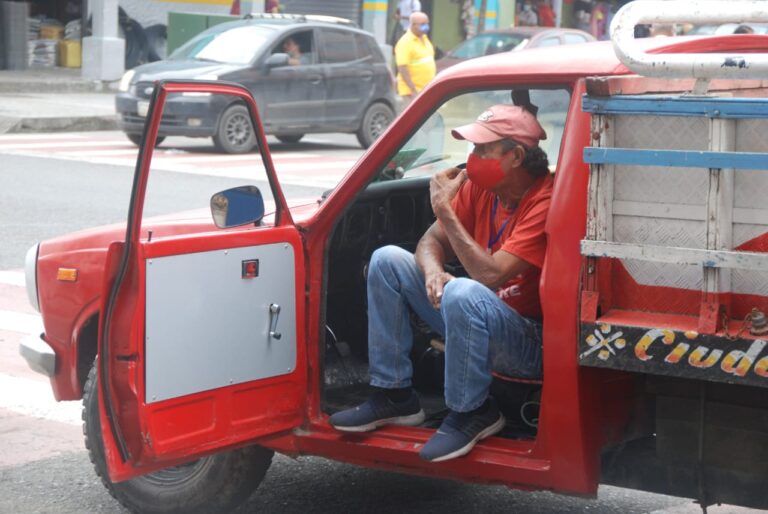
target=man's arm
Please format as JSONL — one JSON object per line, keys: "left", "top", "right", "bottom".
{"left": 397, "top": 65, "right": 418, "bottom": 96}
{"left": 438, "top": 209, "right": 532, "bottom": 288}
{"left": 415, "top": 222, "right": 456, "bottom": 308}
{"left": 430, "top": 168, "right": 532, "bottom": 289}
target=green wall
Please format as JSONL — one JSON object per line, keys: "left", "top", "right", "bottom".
{"left": 167, "top": 12, "right": 239, "bottom": 55}
{"left": 430, "top": 0, "right": 463, "bottom": 55}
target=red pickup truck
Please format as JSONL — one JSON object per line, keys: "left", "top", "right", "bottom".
{"left": 20, "top": 3, "right": 768, "bottom": 512}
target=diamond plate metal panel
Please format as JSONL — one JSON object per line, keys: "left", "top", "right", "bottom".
{"left": 613, "top": 216, "right": 705, "bottom": 290}
{"left": 732, "top": 269, "right": 768, "bottom": 296}
{"left": 622, "top": 259, "right": 703, "bottom": 290}
{"left": 613, "top": 165, "right": 709, "bottom": 205}
{"left": 731, "top": 118, "right": 768, "bottom": 296}
{"left": 734, "top": 169, "right": 768, "bottom": 208}
{"left": 614, "top": 115, "right": 709, "bottom": 151}
{"left": 734, "top": 224, "right": 767, "bottom": 248}
{"left": 735, "top": 119, "right": 768, "bottom": 153}
{"left": 732, "top": 224, "right": 768, "bottom": 295}
{"left": 613, "top": 216, "right": 707, "bottom": 248}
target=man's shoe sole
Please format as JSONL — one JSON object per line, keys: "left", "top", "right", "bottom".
{"left": 425, "top": 413, "right": 506, "bottom": 463}
{"left": 331, "top": 409, "right": 426, "bottom": 433}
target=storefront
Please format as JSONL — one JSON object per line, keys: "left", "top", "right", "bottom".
{"left": 0, "top": 0, "right": 85, "bottom": 70}
{"left": 282, "top": 0, "right": 361, "bottom": 24}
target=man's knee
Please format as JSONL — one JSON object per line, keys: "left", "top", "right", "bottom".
{"left": 369, "top": 245, "right": 414, "bottom": 276}
{"left": 441, "top": 277, "right": 489, "bottom": 311}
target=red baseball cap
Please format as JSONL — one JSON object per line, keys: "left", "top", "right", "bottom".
{"left": 451, "top": 104, "right": 547, "bottom": 148}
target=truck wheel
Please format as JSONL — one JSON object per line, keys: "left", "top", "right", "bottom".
{"left": 82, "top": 362, "right": 273, "bottom": 514}
{"left": 213, "top": 104, "right": 257, "bottom": 154}
{"left": 276, "top": 134, "right": 304, "bottom": 144}
{"left": 126, "top": 134, "right": 166, "bottom": 147}
{"left": 356, "top": 102, "right": 394, "bottom": 149}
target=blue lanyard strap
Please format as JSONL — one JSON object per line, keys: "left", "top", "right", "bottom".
{"left": 487, "top": 197, "right": 513, "bottom": 250}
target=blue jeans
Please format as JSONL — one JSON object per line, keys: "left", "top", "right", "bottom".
{"left": 367, "top": 245, "right": 543, "bottom": 412}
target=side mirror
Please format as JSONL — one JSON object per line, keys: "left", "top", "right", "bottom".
{"left": 210, "top": 186, "right": 265, "bottom": 228}
{"left": 265, "top": 53, "right": 290, "bottom": 69}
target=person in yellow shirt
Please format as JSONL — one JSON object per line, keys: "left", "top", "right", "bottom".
{"left": 394, "top": 12, "right": 436, "bottom": 106}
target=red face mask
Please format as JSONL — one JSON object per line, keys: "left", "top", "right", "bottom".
{"left": 466, "top": 152, "right": 505, "bottom": 191}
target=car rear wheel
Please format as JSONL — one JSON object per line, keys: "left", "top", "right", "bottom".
{"left": 126, "top": 134, "right": 166, "bottom": 147}
{"left": 356, "top": 102, "right": 394, "bottom": 149}
{"left": 276, "top": 134, "right": 304, "bottom": 144}
{"left": 82, "top": 361, "right": 273, "bottom": 514}
{"left": 213, "top": 104, "right": 257, "bottom": 154}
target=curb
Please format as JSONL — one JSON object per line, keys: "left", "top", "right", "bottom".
{"left": 0, "top": 80, "right": 117, "bottom": 95}
{"left": 0, "top": 115, "right": 119, "bottom": 134}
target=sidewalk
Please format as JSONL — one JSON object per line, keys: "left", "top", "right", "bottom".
{"left": 0, "top": 68, "right": 118, "bottom": 134}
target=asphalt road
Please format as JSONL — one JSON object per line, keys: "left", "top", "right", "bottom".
{"left": 0, "top": 133, "right": 761, "bottom": 514}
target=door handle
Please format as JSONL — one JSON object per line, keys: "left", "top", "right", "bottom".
{"left": 268, "top": 303, "right": 282, "bottom": 340}
{"left": 308, "top": 75, "right": 322, "bottom": 85}
{"left": 359, "top": 71, "right": 373, "bottom": 80}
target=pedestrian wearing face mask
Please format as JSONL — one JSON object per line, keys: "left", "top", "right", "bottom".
{"left": 329, "top": 105, "right": 551, "bottom": 463}
{"left": 518, "top": 0, "right": 538, "bottom": 26}
{"left": 394, "top": 11, "right": 436, "bottom": 107}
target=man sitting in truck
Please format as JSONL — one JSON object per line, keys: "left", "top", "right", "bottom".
{"left": 330, "top": 104, "right": 552, "bottom": 462}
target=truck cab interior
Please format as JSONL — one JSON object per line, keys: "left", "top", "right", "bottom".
{"left": 320, "top": 86, "right": 571, "bottom": 441}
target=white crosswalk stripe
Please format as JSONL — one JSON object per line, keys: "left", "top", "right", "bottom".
{"left": 0, "top": 373, "right": 81, "bottom": 426}
{"left": 0, "top": 132, "right": 362, "bottom": 189}
{"left": 0, "top": 270, "right": 80, "bottom": 425}
{"left": 0, "top": 310, "right": 42, "bottom": 335}
{"left": 0, "top": 270, "right": 25, "bottom": 287}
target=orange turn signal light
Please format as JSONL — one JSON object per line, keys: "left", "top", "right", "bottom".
{"left": 57, "top": 268, "right": 78, "bottom": 282}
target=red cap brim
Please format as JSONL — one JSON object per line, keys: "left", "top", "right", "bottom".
{"left": 451, "top": 123, "right": 503, "bottom": 144}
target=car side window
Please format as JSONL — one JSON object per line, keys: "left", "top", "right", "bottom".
{"left": 353, "top": 33, "right": 375, "bottom": 63}
{"left": 274, "top": 30, "right": 315, "bottom": 65}
{"left": 537, "top": 37, "right": 561, "bottom": 47}
{"left": 564, "top": 33, "right": 588, "bottom": 44}
{"left": 321, "top": 29, "right": 358, "bottom": 64}
{"left": 377, "top": 88, "right": 571, "bottom": 182}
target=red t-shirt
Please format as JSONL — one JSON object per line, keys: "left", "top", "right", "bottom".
{"left": 538, "top": 5, "right": 556, "bottom": 27}
{"left": 451, "top": 175, "right": 553, "bottom": 319}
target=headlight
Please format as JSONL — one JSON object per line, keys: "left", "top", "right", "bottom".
{"left": 25, "top": 243, "right": 40, "bottom": 312}
{"left": 118, "top": 70, "right": 135, "bottom": 92}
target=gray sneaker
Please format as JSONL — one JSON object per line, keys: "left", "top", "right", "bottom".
{"left": 329, "top": 389, "right": 426, "bottom": 432}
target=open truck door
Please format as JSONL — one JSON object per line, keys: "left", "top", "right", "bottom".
{"left": 96, "top": 81, "right": 306, "bottom": 482}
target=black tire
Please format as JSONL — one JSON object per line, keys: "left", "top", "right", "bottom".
{"left": 213, "top": 104, "right": 257, "bottom": 154}
{"left": 356, "top": 102, "right": 394, "bottom": 149}
{"left": 275, "top": 134, "right": 304, "bottom": 144}
{"left": 126, "top": 134, "right": 166, "bottom": 147}
{"left": 82, "top": 362, "right": 273, "bottom": 514}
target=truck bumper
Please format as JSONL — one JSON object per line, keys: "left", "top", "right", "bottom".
{"left": 19, "top": 333, "right": 56, "bottom": 378}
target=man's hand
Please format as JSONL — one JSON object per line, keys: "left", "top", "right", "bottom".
{"left": 430, "top": 167, "right": 466, "bottom": 219}
{"left": 425, "top": 270, "right": 455, "bottom": 309}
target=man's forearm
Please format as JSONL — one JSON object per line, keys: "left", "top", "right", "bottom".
{"left": 439, "top": 209, "right": 504, "bottom": 287}
{"left": 415, "top": 231, "right": 447, "bottom": 276}
{"left": 397, "top": 66, "right": 417, "bottom": 94}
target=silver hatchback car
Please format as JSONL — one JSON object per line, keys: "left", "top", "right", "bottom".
{"left": 116, "top": 14, "right": 397, "bottom": 153}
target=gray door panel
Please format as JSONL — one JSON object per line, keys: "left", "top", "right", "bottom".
{"left": 145, "top": 243, "right": 297, "bottom": 403}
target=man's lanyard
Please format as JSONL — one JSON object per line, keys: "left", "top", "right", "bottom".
{"left": 487, "top": 197, "right": 514, "bottom": 252}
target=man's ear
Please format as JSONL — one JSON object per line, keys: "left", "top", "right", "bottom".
{"left": 504, "top": 145, "right": 525, "bottom": 168}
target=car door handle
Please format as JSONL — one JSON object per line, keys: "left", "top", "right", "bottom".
{"left": 308, "top": 75, "right": 322, "bottom": 85}
{"left": 359, "top": 71, "right": 373, "bottom": 81}
{"left": 268, "top": 303, "right": 282, "bottom": 340}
